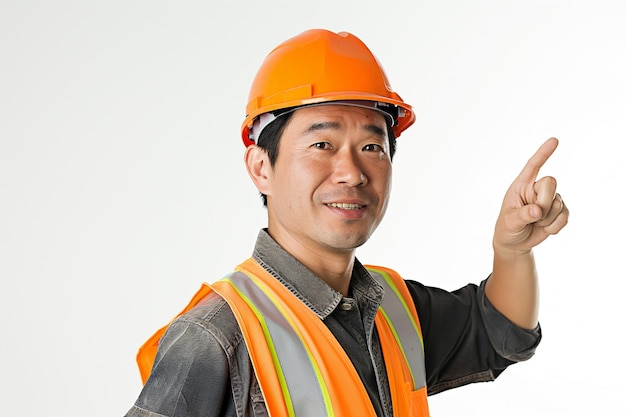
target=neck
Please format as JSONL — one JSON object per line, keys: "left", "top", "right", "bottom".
{"left": 266, "top": 229, "right": 355, "bottom": 296}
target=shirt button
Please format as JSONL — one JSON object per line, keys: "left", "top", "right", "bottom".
{"left": 340, "top": 299, "right": 355, "bottom": 311}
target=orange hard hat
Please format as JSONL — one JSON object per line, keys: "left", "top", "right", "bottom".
{"left": 241, "top": 29, "right": 415, "bottom": 147}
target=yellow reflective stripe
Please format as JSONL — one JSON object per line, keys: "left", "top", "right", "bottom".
{"left": 367, "top": 267, "right": 426, "bottom": 391}
{"left": 378, "top": 306, "right": 418, "bottom": 388}
{"left": 242, "top": 273, "right": 335, "bottom": 417}
{"left": 225, "top": 272, "right": 334, "bottom": 417}
{"left": 222, "top": 277, "right": 296, "bottom": 417}
{"left": 375, "top": 270, "right": 423, "bottom": 348}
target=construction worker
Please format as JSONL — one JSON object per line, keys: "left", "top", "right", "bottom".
{"left": 125, "top": 29, "right": 569, "bottom": 417}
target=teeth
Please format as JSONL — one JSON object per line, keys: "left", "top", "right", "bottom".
{"left": 327, "top": 203, "right": 363, "bottom": 209}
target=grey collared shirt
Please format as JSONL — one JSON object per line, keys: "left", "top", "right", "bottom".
{"left": 126, "top": 229, "right": 541, "bottom": 417}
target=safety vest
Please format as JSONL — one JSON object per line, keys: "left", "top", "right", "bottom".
{"left": 137, "top": 258, "right": 430, "bottom": 417}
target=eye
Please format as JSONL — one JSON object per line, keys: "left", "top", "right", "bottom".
{"left": 312, "top": 142, "right": 333, "bottom": 150}
{"left": 363, "top": 143, "right": 384, "bottom": 153}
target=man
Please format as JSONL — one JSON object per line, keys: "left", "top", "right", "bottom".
{"left": 126, "top": 29, "right": 569, "bottom": 417}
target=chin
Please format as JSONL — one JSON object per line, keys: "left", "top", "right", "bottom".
{"left": 325, "top": 231, "right": 372, "bottom": 251}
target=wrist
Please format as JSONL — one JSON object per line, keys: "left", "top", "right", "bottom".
{"left": 492, "top": 240, "right": 534, "bottom": 259}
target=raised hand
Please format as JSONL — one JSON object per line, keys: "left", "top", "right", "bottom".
{"left": 493, "top": 137, "right": 569, "bottom": 256}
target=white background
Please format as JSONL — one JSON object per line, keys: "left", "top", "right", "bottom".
{"left": 1, "top": 1, "right": 624, "bottom": 416}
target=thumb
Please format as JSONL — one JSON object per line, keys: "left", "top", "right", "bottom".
{"left": 504, "top": 204, "right": 542, "bottom": 233}
{"left": 517, "top": 203, "right": 543, "bottom": 226}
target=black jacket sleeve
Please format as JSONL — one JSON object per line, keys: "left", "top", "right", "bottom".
{"left": 406, "top": 278, "right": 541, "bottom": 395}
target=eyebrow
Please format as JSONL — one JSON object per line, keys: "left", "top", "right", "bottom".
{"left": 306, "top": 121, "right": 386, "bottom": 137}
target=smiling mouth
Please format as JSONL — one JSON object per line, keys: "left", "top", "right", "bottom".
{"left": 326, "top": 203, "right": 364, "bottom": 210}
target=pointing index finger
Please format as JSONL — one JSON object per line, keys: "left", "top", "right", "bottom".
{"left": 516, "top": 137, "right": 559, "bottom": 183}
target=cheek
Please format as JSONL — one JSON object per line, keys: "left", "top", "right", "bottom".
{"left": 378, "top": 172, "right": 392, "bottom": 215}
{"left": 296, "top": 159, "right": 328, "bottom": 185}
{"left": 275, "top": 161, "right": 324, "bottom": 200}
{"left": 373, "top": 165, "right": 392, "bottom": 195}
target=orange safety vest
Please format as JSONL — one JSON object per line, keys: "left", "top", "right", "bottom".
{"left": 137, "top": 259, "right": 430, "bottom": 417}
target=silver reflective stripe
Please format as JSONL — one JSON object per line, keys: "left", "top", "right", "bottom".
{"left": 368, "top": 269, "right": 427, "bottom": 390}
{"left": 227, "top": 271, "right": 329, "bottom": 417}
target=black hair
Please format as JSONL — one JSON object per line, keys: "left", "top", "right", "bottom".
{"left": 254, "top": 109, "right": 398, "bottom": 207}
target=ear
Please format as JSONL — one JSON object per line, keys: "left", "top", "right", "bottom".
{"left": 244, "top": 145, "right": 272, "bottom": 196}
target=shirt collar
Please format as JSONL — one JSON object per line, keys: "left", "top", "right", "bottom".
{"left": 251, "top": 229, "right": 384, "bottom": 319}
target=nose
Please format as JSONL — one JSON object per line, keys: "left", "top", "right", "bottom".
{"left": 333, "top": 149, "right": 368, "bottom": 187}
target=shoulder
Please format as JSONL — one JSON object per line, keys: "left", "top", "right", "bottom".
{"left": 136, "top": 293, "right": 257, "bottom": 417}
{"left": 404, "top": 278, "right": 480, "bottom": 305}
{"left": 166, "top": 291, "right": 244, "bottom": 354}
{"left": 144, "top": 291, "right": 248, "bottom": 396}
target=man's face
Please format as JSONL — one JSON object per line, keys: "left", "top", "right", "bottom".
{"left": 264, "top": 104, "right": 392, "bottom": 256}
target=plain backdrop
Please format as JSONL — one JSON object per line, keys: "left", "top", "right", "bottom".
{"left": 1, "top": 1, "right": 624, "bottom": 416}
